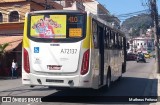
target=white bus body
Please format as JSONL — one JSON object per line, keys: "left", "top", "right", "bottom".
{"left": 22, "top": 10, "right": 127, "bottom": 89}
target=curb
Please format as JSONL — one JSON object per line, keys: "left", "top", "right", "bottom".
{"left": 157, "top": 74, "right": 160, "bottom": 96}
{"left": 0, "top": 76, "right": 11, "bottom": 79}
{"left": 153, "top": 74, "right": 160, "bottom": 105}
{"left": 150, "top": 61, "right": 160, "bottom": 105}
{"left": 150, "top": 61, "right": 157, "bottom": 96}
{"left": 0, "top": 76, "right": 21, "bottom": 80}
{"left": 149, "top": 61, "right": 159, "bottom": 105}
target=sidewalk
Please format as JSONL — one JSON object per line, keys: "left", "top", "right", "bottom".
{"left": 150, "top": 58, "right": 160, "bottom": 105}
{"left": 148, "top": 74, "right": 160, "bottom": 105}
{"left": 156, "top": 74, "right": 160, "bottom": 104}
{"left": 0, "top": 77, "right": 22, "bottom": 94}
{"left": 0, "top": 76, "right": 12, "bottom": 79}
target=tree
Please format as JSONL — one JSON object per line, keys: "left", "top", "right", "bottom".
{"left": 121, "top": 14, "right": 154, "bottom": 37}
{"left": 0, "top": 43, "right": 9, "bottom": 69}
{"left": 0, "top": 43, "right": 9, "bottom": 57}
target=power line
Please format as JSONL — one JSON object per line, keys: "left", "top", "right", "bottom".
{"left": 85, "top": 1, "right": 150, "bottom": 22}
{"left": 116, "top": 9, "right": 150, "bottom": 17}
{"left": 140, "top": 0, "right": 150, "bottom": 9}
{"left": 97, "top": 0, "right": 151, "bottom": 20}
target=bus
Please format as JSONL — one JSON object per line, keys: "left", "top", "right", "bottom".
{"left": 22, "top": 10, "right": 127, "bottom": 89}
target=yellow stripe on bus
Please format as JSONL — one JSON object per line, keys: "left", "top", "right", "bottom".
{"left": 23, "top": 16, "right": 30, "bottom": 48}
{"left": 90, "top": 16, "right": 94, "bottom": 49}
{"left": 82, "top": 16, "right": 91, "bottom": 49}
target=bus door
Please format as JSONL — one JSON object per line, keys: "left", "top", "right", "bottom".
{"left": 98, "top": 25, "right": 104, "bottom": 86}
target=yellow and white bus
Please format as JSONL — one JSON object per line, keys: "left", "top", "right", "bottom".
{"left": 22, "top": 10, "right": 127, "bottom": 89}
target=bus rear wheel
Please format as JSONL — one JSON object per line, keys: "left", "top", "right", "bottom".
{"left": 106, "top": 71, "right": 111, "bottom": 88}
{"left": 118, "top": 64, "right": 124, "bottom": 80}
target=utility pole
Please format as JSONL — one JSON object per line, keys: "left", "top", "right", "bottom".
{"left": 150, "top": 0, "right": 160, "bottom": 73}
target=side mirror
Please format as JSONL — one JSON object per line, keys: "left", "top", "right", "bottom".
{"left": 127, "top": 43, "right": 129, "bottom": 49}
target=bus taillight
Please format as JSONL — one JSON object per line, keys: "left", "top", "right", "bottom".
{"left": 24, "top": 48, "right": 30, "bottom": 73}
{"left": 81, "top": 49, "right": 90, "bottom": 75}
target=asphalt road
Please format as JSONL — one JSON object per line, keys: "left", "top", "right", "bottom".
{"left": 0, "top": 58, "right": 158, "bottom": 105}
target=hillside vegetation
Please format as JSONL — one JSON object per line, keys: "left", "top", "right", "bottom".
{"left": 121, "top": 14, "right": 154, "bottom": 37}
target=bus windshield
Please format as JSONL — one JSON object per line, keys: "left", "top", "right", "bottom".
{"left": 29, "top": 13, "right": 86, "bottom": 39}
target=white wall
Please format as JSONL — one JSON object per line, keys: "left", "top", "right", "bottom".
{"left": 83, "top": 2, "right": 98, "bottom": 14}
{"left": 133, "top": 38, "right": 154, "bottom": 52}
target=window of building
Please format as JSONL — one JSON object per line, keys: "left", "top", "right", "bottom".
{"left": 0, "top": 13, "right": 2, "bottom": 22}
{"left": 9, "top": 11, "right": 19, "bottom": 22}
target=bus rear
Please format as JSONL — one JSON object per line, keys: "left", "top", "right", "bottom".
{"left": 22, "top": 10, "right": 94, "bottom": 88}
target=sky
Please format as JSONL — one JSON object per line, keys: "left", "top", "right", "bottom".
{"left": 97, "top": 0, "right": 160, "bottom": 21}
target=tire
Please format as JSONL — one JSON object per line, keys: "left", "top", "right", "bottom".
{"left": 118, "top": 65, "right": 124, "bottom": 81}
{"left": 117, "top": 74, "right": 122, "bottom": 81}
{"left": 122, "top": 63, "right": 126, "bottom": 73}
{"left": 106, "top": 71, "right": 111, "bottom": 88}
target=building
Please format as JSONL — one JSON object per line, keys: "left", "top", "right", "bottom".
{"left": 60, "top": 0, "right": 120, "bottom": 28}
{"left": 0, "top": 0, "right": 63, "bottom": 77}
{"left": 128, "top": 36, "right": 154, "bottom": 54}
{"left": 0, "top": 0, "right": 121, "bottom": 77}
{"left": 127, "top": 26, "right": 155, "bottom": 54}
{"left": 0, "top": 0, "right": 63, "bottom": 34}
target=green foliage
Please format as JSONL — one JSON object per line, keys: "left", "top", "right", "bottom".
{"left": 0, "top": 43, "right": 9, "bottom": 57}
{"left": 121, "top": 14, "right": 154, "bottom": 37}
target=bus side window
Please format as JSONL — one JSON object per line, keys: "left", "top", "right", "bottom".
{"left": 115, "top": 33, "right": 119, "bottom": 49}
{"left": 109, "top": 30, "right": 112, "bottom": 48}
{"left": 92, "top": 20, "right": 98, "bottom": 49}
{"left": 116, "top": 33, "right": 122, "bottom": 49}
{"left": 106, "top": 29, "right": 110, "bottom": 49}
{"left": 121, "top": 36, "right": 123, "bottom": 49}
{"left": 104, "top": 30, "right": 107, "bottom": 49}
{"left": 113, "top": 32, "right": 116, "bottom": 49}
{"left": 104, "top": 28, "right": 109, "bottom": 49}
{"left": 110, "top": 31, "right": 115, "bottom": 49}
{"left": 119, "top": 35, "right": 122, "bottom": 49}
{"left": 122, "top": 37, "right": 124, "bottom": 49}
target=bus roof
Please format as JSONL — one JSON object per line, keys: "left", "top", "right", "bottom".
{"left": 27, "top": 9, "right": 86, "bottom": 14}
{"left": 89, "top": 12, "right": 125, "bottom": 37}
